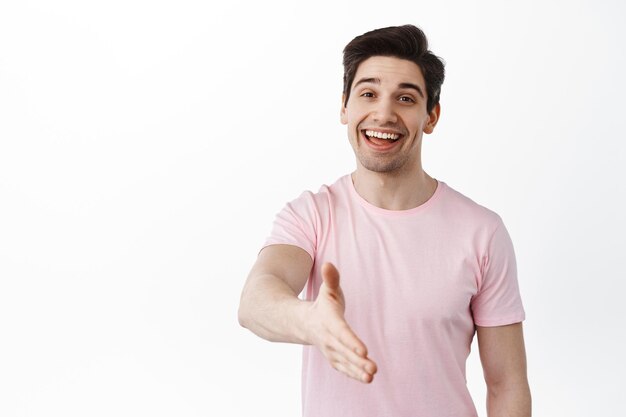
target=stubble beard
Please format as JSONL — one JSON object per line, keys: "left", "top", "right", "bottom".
{"left": 353, "top": 130, "right": 416, "bottom": 174}
{"left": 356, "top": 149, "right": 409, "bottom": 173}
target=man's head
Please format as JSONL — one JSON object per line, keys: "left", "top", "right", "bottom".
{"left": 341, "top": 26, "right": 443, "bottom": 176}
{"left": 342, "top": 25, "right": 445, "bottom": 114}
{"left": 340, "top": 25, "right": 445, "bottom": 175}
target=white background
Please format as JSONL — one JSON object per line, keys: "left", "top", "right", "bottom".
{"left": 1, "top": 0, "right": 625, "bottom": 416}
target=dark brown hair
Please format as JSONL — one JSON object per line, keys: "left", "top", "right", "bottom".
{"left": 342, "top": 24, "right": 445, "bottom": 113}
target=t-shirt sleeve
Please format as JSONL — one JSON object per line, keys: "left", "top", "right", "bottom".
{"left": 259, "top": 191, "right": 317, "bottom": 262}
{"left": 471, "top": 217, "right": 526, "bottom": 327}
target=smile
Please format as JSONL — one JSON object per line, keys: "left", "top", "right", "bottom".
{"left": 360, "top": 129, "right": 403, "bottom": 151}
{"left": 364, "top": 130, "right": 401, "bottom": 141}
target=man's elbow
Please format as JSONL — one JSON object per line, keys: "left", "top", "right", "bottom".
{"left": 237, "top": 288, "right": 252, "bottom": 329}
{"left": 486, "top": 376, "right": 531, "bottom": 398}
{"left": 237, "top": 305, "right": 247, "bottom": 329}
{"left": 486, "top": 379, "right": 532, "bottom": 417}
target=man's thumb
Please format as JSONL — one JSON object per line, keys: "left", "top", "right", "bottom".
{"left": 321, "top": 262, "right": 341, "bottom": 290}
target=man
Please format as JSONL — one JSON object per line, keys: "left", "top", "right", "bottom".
{"left": 238, "top": 24, "right": 531, "bottom": 417}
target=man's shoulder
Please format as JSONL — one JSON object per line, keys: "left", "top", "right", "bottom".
{"left": 283, "top": 174, "right": 347, "bottom": 212}
{"left": 439, "top": 181, "right": 503, "bottom": 228}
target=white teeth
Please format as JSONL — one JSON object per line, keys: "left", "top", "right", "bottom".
{"left": 365, "top": 130, "right": 400, "bottom": 140}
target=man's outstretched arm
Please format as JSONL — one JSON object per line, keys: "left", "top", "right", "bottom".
{"left": 238, "top": 244, "right": 377, "bottom": 383}
{"left": 477, "top": 322, "right": 532, "bottom": 417}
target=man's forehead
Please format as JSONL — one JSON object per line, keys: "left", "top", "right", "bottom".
{"left": 353, "top": 56, "right": 425, "bottom": 89}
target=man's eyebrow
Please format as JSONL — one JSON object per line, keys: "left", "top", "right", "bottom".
{"left": 353, "top": 77, "right": 425, "bottom": 99}
{"left": 353, "top": 77, "right": 381, "bottom": 89}
{"left": 398, "top": 82, "right": 424, "bottom": 99}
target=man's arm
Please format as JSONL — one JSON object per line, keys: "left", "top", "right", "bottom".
{"left": 238, "top": 244, "right": 377, "bottom": 383}
{"left": 238, "top": 244, "right": 313, "bottom": 344}
{"left": 476, "top": 322, "right": 531, "bottom": 417}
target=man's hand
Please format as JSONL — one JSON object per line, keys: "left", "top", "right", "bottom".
{"left": 305, "top": 262, "right": 378, "bottom": 383}
{"left": 239, "top": 247, "right": 377, "bottom": 383}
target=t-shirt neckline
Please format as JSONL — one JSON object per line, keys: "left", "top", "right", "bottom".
{"left": 345, "top": 174, "right": 445, "bottom": 217}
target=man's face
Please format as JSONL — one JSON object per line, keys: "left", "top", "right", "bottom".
{"left": 340, "top": 56, "right": 440, "bottom": 174}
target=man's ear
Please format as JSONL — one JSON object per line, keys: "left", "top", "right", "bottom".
{"left": 423, "top": 102, "right": 441, "bottom": 134}
{"left": 340, "top": 94, "right": 347, "bottom": 125}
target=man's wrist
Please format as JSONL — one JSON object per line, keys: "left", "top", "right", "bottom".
{"left": 291, "top": 299, "right": 314, "bottom": 345}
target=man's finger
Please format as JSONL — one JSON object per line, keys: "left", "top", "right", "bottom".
{"left": 330, "top": 356, "right": 374, "bottom": 384}
{"left": 321, "top": 262, "right": 340, "bottom": 290}
{"left": 335, "top": 323, "right": 368, "bottom": 358}
{"left": 328, "top": 325, "right": 377, "bottom": 375}
{"left": 332, "top": 334, "right": 377, "bottom": 375}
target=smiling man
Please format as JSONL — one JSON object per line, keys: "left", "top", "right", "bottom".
{"left": 239, "top": 25, "right": 531, "bottom": 417}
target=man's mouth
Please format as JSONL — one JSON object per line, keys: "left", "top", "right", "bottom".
{"left": 360, "top": 129, "right": 403, "bottom": 150}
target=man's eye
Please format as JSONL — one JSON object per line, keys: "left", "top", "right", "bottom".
{"left": 399, "top": 96, "right": 415, "bottom": 103}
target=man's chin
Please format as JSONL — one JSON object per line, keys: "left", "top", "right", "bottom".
{"left": 357, "top": 158, "right": 403, "bottom": 174}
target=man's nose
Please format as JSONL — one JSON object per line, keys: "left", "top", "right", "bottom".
{"left": 372, "top": 100, "right": 398, "bottom": 124}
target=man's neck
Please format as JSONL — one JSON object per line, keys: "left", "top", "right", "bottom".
{"left": 350, "top": 168, "right": 437, "bottom": 211}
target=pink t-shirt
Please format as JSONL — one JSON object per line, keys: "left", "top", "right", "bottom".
{"left": 261, "top": 174, "right": 525, "bottom": 417}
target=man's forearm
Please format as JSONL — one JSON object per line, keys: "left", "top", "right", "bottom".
{"left": 486, "top": 381, "right": 531, "bottom": 417}
{"left": 238, "top": 273, "right": 312, "bottom": 345}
